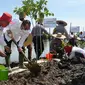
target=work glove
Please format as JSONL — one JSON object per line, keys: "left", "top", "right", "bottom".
{"left": 18, "top": 47, "right": 23, "bottom": 52}
{"left": 0, "top": 51, "right": 7, "bottom": 57}
{"left": 4, "top": 45, "right": 11, "bottom": 53}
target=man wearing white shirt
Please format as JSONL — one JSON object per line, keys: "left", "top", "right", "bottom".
{"left": 19, "top": 17, "right": 32, "bottom": 61}
{"left": 79, "top": 32, "right": 83, "bottom": 40}
{"left": 0, "top": 12, "right": 12, "bottom": 57}
{"left": 4, "top": 20, "right": 31, "bottom": 69}
{"left": 79, "top": 31, "right": 85, "bottom": 41}
{"left": 68, "top": 46, "right": 85, "bottom": 61}
{"left": 69, "top": 32, "right": 77, "bottom": 46}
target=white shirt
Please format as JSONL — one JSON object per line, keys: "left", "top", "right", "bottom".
{"left": 69, "top": 46, "right": 85, "bottom": 59}
{"left": 4, "top": 19, "right": 31, "bottom": 47}
{"left": 0, "top": 26, "right": 7, "bottom": 46}
{"left": 79, "top": 34, "right": 84, "bottom": 40}
{"left": 69, "top": 33, "right": 74, "bottom": 39}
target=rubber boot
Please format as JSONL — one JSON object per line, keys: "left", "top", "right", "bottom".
{"left": 19, "top": 52, "right": 26, "bottom": 68}
{"left": 27, "top": 45, "right": 32, "bottom": 61}
{"left": 5, "top": 54, "right": 10, "bottom": 67}
{"left": 5, "top": 54, "right": 12, "bottom": 72}
{"left": 28, "top": 50, "right": 31, "bottom": 60}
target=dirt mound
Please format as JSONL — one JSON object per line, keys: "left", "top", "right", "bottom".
{"left": 0, "top": 59, "right": 85, "bottom": 85}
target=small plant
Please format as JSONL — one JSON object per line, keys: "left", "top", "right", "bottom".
{"left": 14, "top": 7, "right": 26, "bottom": 21}
{"left": 13, "top": 0, "right": 54, "bottom": 23}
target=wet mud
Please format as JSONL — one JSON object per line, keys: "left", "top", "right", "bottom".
{"left": 0, "top": 59, "right": 85, "bottom": 85}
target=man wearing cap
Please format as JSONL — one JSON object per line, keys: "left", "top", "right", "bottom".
{"left": 4, "top": 19, "right": 31, "bottom": 70}
{"left": 53, "top": 20, "right": 69, "bottom": 39}
{"left": 0, "top": 12, "right": 12, "bottom": 57}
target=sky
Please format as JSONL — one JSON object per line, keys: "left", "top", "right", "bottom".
{"left": 0, "top": 0, "right": 85, "bottom": 62}
{"left": 0, "top": 0, "right": 85, "bottom": 32}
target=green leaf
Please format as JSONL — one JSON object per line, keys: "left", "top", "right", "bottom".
{"left": 13, "top": 0, "right": 54, "bottom": 22}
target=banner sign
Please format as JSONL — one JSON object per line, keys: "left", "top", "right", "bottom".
{"left": 43, "top": 18, "right": 56, "bottom": 28}
{"left": 70, "top": 26, "right": 80, "bottom": 33}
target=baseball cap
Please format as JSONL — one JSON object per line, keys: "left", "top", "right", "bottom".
{"left": 0, "top": 12, "right": 12, "bottom": 23}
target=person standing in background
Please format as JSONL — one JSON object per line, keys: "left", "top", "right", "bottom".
{"left": 31, "top": 22, "right": 49, "bottom": 60}
{"left": 69, "top": 32, "right": 77, "bottom": 46}
{"left": 53, "top": 20, "right": 69, "bottom": 39}
{"left": 79, "top": 31, "right": 84, "bottom": 41}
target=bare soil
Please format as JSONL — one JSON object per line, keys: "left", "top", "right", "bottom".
{"left": 0, "top": 59, "right": 85, "bottom": 85}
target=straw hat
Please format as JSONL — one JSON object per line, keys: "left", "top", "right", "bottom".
{"left": 56, "top": 20, "right": 67, "bottom": 26}
{"left": 24, "top": 34, "right": 32, "bottom": 47}
{"left": 52, "top": 33, "right": 66, "bottom": 39}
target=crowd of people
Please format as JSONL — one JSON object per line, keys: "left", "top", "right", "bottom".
{"left": 0, "top": 12, "right": 50, "bottom": 71}
{"left": 50, "top": 20, "right": 85, "bottom": 64}
{"left": 0, "top": 12, "right": 85, "bottom": 72}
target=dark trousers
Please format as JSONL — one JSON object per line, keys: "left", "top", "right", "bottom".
{"left": 33, "top": 36, "right": 44, "bottom": 60}
{"left": 75, "top": 52, "right": 84, "bottom": 58}
{"left": 4, "top": 35, "right": 25, "bottom": 67}
{"left": 27, "top": 44, "right": 32, "bottom": 60}
{"left": 4, "top": 35, "right": 12, "bottom": 67}
{"left": 75, "top": 52, "right": 84, "bottom": 62}
{"left": 69, "top": 38, "right": 77, "bottom": 46}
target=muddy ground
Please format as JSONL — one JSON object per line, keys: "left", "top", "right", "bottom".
{"left": 0, "top": 59, "right": 85, "bottom": 85}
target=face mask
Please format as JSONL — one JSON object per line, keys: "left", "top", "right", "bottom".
{"left": 21, "top": 26, "right": 30, "bottom": 30}
{"left": 1, "top": 21, "right": 9, "bottom": 27}
{"left": 1, "top": 24, "right": 8, "bottom": 27}
{"left": 8, "top": 34, "right": 12, "bottom": 37}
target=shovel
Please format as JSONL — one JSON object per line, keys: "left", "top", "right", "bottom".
{"left": 12, "top": 39, "right": 41, "bottom": 75}
{"left": 7, "top": 30, "right": 41, "bottom": 74}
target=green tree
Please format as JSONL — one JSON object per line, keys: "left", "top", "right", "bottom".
{"left": 13, "top": 0, "right": 54, "bottom": 23}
